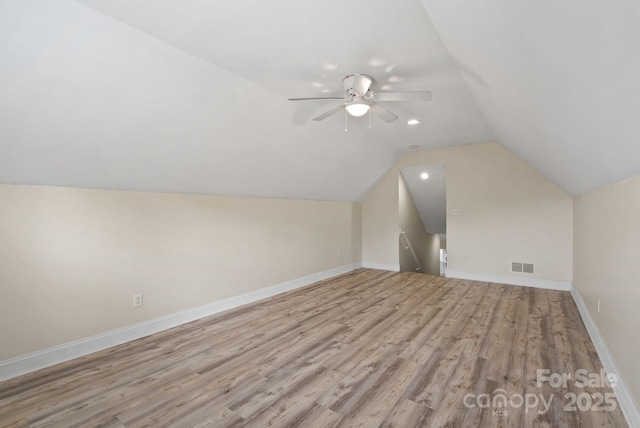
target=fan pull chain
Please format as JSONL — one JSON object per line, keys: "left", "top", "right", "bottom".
{"left": 368, "top": 108, "right": 372, "bottom": 129}
{"left": 344, "top": 108, "right": 348, "bottom": 132}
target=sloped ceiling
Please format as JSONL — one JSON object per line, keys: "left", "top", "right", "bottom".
{"left": 0, "top": 0, "right": 490, "bottom": 201}
{"left": 421, "top": 0, "right": 640, "bottom": 195}
{"left": 1, "top": 1, "right": 637, "bottom": 201}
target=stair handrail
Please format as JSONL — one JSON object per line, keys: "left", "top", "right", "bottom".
{"left": 399, "top": 229, "right": 423, "bottom": 273}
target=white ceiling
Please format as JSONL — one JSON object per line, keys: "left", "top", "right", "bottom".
{"left": 0, "top": 0, "right": 638, "bottom": 200}
{"left": 421, "top": 0, "right": 640, "bottom": 195}
{"left": 401, "top": 165, "right": 446, "bottom": 234}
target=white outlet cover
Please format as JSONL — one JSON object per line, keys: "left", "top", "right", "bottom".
{"left": 133, "top": 294, "right": 143, "bottom": 308}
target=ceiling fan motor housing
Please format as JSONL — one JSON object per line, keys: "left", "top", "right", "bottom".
{"left": 343, "top": 74, "right": 374, "bottom": 98}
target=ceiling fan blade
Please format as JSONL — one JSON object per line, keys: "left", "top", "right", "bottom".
{"left": 370, "top": 103, "right": 399, "bottom": 123}
{"left": 351, "top": 73, "right": 373, "bottom": 97}
{"left": 312, "top": 104, "right": 345, "bottom": 121}
{"left": 288, "top": 97, "right": 345, "bottom": 101}
{"left": 374, "top": 91, "right": 432, "bottom": 102}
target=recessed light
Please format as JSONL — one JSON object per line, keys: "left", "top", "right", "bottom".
{"left": 420, "top": 172, "right": 429, "bottom": 180}
{"left": 407, "top": 119, "right": 420, "bottom": 125}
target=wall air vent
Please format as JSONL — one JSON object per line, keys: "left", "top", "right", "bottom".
{"left": 512, "top": 262, "right": 534, "bottom": 274}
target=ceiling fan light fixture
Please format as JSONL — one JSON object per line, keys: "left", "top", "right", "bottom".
{"left": 345, "top": 102, "right": 370, "bottom": 117}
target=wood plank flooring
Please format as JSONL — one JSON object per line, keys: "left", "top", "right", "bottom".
{"left": 0, "top": 269, "right": 628, "bottom": 427}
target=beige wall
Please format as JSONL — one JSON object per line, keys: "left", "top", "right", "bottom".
{"left": 425, "top": 233, "right": 441, "bottom": 275}
{"left": 574, "top": 173, "right": 640, "bottom": 406}
{"left": 0, "top": 184, "right": 362, "bottom": 361}
{"left": 398, "top": 174, "right": 440, "bottom": 275}
{"left": 363, "top": 142, "right": 573, "bottom": 281}
{"left": 362, "top": 167, "right": 400, "bottom": 269}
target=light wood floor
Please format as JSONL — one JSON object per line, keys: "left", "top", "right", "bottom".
{"left": 0, "top": 269, "right": 627, "bottom": 427}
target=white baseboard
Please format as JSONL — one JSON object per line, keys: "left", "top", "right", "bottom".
{"left": 570, "top": 285, "right": 640, "bottom": 428}
{"left": 0, "top": 262, "right": 362, "bottom": 383}
{"left": 362, "top": 262, "right": 400, "bottom": 272}
{"left": 445, "top": 269, "right": 571, "bottom": 291}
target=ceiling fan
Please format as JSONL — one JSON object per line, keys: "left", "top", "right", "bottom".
{"left": 288, "top": 73, "right": 432, "bottom": 123}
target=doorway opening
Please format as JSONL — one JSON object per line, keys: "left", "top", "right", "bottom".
{"left": 398, "top": 165, "right": 446, "bottom": 275}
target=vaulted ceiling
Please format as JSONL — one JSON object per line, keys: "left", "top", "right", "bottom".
{"left": 1, "top": 0, "right": 638, "bottom": 201}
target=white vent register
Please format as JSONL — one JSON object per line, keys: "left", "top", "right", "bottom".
{"left": 512, "top": 262, "right": 534, "bottom": 274}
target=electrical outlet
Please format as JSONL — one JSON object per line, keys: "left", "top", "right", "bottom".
{"left": 452, "top": 208, "right": 463, "bottom": 216}
{"left": 133, "top": 293, "right": 143, "bottom": 308}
